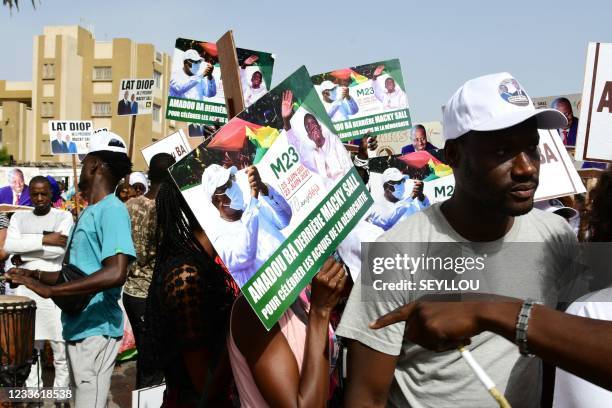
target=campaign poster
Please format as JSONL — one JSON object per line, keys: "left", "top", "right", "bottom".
{"left": 165, "top": 38, "right": 275, "bottom": 127}
{"left": 117, "top": 78, "right": 155, "bottom": 116}
{"left": 310, "top": 59, "right": 411, "bottom": 142}
{"left": 575, "top": 42, "right": 612, "bottom": 163}
{"left": 367, "top": 151, "right": 453, "bottom": 232}
{"left": 170, "top": 66, "right": 373, "bottom": 329}
{"left": 141, "top": 129, "right": 192, "bottom": 166}
{"left": 48, "top": 120, "right": 93, "bottom": 155}
{"left": 533, "top": 93, "right": 581, "bottom": 148}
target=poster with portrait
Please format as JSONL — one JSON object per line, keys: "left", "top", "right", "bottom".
{"left": 165, "top": 38, "right": 275, "bottom": 127}
{"left": 117, "top": 78, "right": 155, "bottom": 116}
{"left": 170, "top": 66, "right": 372, "bottom": 329}
{"left": 48, "top": 120, "right": 93, "bottom": 155}
{"left": 311, "top": 59, "right": 411, "bottom": 142}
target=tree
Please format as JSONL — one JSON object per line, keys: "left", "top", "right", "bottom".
{"left": 0, "top": 147, "right": 11, "bottom": 166}
{"left": 2, "top": 0, "right": 37, "bottom": 12}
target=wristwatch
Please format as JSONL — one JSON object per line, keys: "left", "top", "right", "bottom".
{"left": 515, "top": 298, "right": 539, "bottom": 357}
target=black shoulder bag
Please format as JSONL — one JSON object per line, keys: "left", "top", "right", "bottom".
{"left": 51, "top": 213, "right": 95, "bottom": 315}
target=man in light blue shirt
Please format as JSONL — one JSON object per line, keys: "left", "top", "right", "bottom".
{"left": 7, "top": 130, "right": 135, "bottom": 408}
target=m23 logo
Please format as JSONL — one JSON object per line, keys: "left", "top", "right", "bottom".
{"left": 434, "top": 185, "right": 454, "bottom": 198}
{"left": 356, "top": 87, "right": 374, "bottom": 97}
{"left": 271, "top": 146, "right": 299, "bottom": 179}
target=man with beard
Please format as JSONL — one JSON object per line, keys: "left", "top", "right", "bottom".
{"left": 6, "top": 130, "right": 136, "bottom": 408}
{"left": 202, "top": 164, "right": 292, "bottom": 286}
{"left": 337, "top": 73, "right": 586, "bottom": 407}
{"left": 281, "top": 90, "right": 353, "bottom": 188}
{"left": 4, "top": 176, "right": 73, "bottom": 399}
{"left": 372, "top": 64, "right": 408, "bottom": 110}
{"left": 240, "top": 54, "right": 268, "bottom": 107}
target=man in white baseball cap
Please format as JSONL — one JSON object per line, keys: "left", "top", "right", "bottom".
{"left": 339, "top": 73, "right": 587, "bottom": 407}
{"left": 319, "top": 79, "right": 359, "bottom": 121}
{"left": 201, "top": 164, "right": 292, "bottom": 286}
{"left": 169, "top": 48, "right": 216, "bottom": 100}
{"left": 7, "top": 129, "right": 136, "bottom": 408}
{"left": 366, "top": 167, "right": 430, "bottom": 231}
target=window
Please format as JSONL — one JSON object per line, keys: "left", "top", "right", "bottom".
{"left": 93, "top": 66, "right": 112, "bottom": 81}
{"left": 40, "top": 139, "right": 51, "bottom": 156}
{"left": 152, "top": 104, "right": 161, "bottom": 122}
{"left": 41, "top": 102, "right": 54, "bottom": 117}
{"left": 155, "top": 51, "right": 162, "bottom": 63}
{"left": 92, "top": 102, "right": 112, "bottom": 117}
{"left": 153, "top": 71, "right": 162, "bottom": 89}
{"left": 42, "top": 63, "right": 55, "bottom": 80}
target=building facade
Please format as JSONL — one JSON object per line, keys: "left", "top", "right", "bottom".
{"left": 0, "top": 25, "right": 176, "bottom": 170}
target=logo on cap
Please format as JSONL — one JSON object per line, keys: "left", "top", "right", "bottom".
{"left": 498, "top": 78, "right": 529, "bottom": 107}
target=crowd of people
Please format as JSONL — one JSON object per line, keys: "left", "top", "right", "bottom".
{"left": 1, "top": 71, "right": 612, "bottom": 408}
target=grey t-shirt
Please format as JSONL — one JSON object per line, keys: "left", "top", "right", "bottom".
{"left": 337, "top": 202, "right": 583, "bottom": 408}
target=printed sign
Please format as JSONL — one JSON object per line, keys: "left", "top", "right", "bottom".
{"left": 48, "top": 120, "right": 93, "bottom": 155}
{"left": 117, "top": 78, "right": 155, "bottom": 116}
{"left": 170, "top": 66, "right": 372, "bottom": 329}
{"left": 575, "top": 42, "right": 612, "bottom": 162}
{"left": 166, "top": 38, "right": 274, "bottom": 127}
{"left": 311, "top": 59, "right": 411, "bottom": 142}
{"left": 141, "top": 129, "right": 193, "bottom": 166}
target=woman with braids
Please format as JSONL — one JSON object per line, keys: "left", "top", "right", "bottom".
{"left": 143, "top": 176, "right": 238, "bottom": 407}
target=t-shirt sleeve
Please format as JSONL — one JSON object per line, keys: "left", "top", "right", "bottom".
{"left": 98, "top": 203, "right": 136, "bottom": 262}
{"left": 550, "top": 219, "right": 590, "bottom": 305}
{"left": 336, "top": 242, "right": 409, "bottom": 356}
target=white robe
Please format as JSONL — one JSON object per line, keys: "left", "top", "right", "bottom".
{"left": 5, "top": 208, "right": 74, "bottom": 341}
{"left": 209, "top": 186, "right": 292, "bottom": 287}
{"left": 240, "top": 67, "right": 268, "bottom": 107}
{"left": 284, "top": 127, "right": 353, "bottom": 189}
{"left": 373, "top": 76, "right": 408, "bottom": 110}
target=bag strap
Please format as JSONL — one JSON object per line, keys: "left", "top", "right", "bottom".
{"left": 63, "top": 210, "right": 84, "bottom": 266}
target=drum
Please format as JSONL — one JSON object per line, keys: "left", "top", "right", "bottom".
{"left": 0, "top": 295, "right": 36, "bottom": 387}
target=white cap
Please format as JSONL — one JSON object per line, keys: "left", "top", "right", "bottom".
{"left": 534, "top": 199, "right": 579, "bottom": 219}
{"left": 89, "top": 130, "right": 128, "bottom": 154}
{"left": 442, "top": 72, "right": 567, "bottom": 141}
{"left": 201, "top": 164, "right": 237, "bottom": 201}
{"left": 320, "top": 80, "right": 336, "bottom": 92}
{"left": 129, "top": 172, "right": 149, "bottom": 194}
{"left": 382, "top": 167, "right": 406, "bottom": 183}
{"left": 183, "top": 49, "right": 203, "bottom": 62}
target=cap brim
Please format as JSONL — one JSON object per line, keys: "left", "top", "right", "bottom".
{"left": 472, "top": 108, "right": 567, "bottom": 133}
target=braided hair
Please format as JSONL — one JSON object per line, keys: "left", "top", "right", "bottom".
{"left": 142, "top": 178, "right": 237, "bottom": 377}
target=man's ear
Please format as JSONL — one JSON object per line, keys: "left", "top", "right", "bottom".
{"left": 444, "top": 139, "right": 462, "bottom": 169}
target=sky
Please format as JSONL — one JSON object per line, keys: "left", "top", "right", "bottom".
{"left": 0, "top": 0, "right": 610, "bottom": 121}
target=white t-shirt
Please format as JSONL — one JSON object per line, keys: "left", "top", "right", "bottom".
{"left": 553, "top": 287, "right": 612, "bottom": 408}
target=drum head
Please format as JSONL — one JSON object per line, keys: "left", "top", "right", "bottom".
{"left": 0, "top": 295, "right": 36, "bottom": 308}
